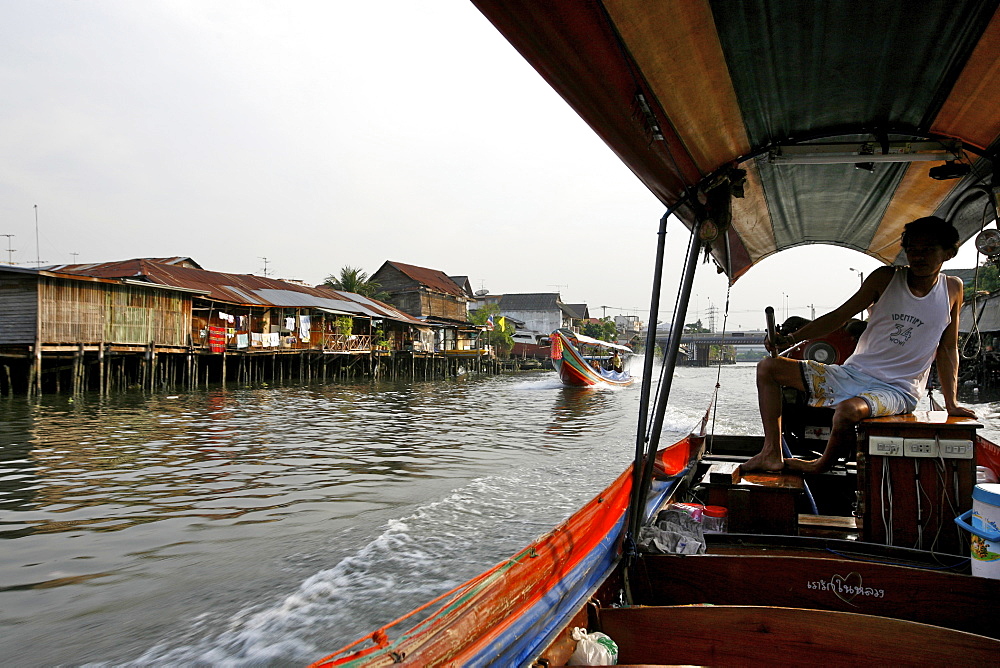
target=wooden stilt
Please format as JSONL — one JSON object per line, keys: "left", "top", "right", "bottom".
{"left": 149, "top": 341, "right": 157, "bottom": 392}
{"left": 73, "top": 343, "right": 83, "bottom": 395}
{"left": 98, "top": 344, "right": 105, "bottom": 396}
{"left": 31, "top": 344, "right": 42, "bottom": 397}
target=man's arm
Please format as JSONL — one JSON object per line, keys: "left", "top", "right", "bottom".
{"left": 780, "top": 266, "right": 895, "bottom": 346}
{"left": 936, "top": 275, "right": 976, "bottom": 417}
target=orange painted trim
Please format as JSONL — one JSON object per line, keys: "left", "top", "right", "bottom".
{"left": 604, "top": 0, "right": 750, "bottom": 175}
{"left": 868, "top": 163, "right": 962, "bottom": 263}
{"left": 930, "top": 10, "right": 1000, "bottom": 152}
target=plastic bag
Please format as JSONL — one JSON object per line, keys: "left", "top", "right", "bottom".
{"left": 637, "top": 508, "right": 706, "bottom": 555}
{"left": 568, "top": 627, "right": 618, "bottom": 665}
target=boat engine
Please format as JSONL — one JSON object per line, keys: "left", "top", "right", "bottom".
{"left": 782, "top": 317, "right": 866, "bottom": 365}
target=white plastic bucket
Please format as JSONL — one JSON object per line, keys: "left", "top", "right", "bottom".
{"left": 955, "top": 483, "right": 1000, "bottom": 579}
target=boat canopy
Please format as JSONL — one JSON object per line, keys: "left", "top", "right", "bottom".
{"left": 565, "top": 330, "right": 633, "bottom": 353}
{"left": 473, "top": 0, "right": 1000, "bottom": 281}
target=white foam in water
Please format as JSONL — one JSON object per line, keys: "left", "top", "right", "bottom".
{"left": 120, "top": 460, "right": 606, "bottom": 667}
{"left": 508, "top": 376, "right": 565, "bottom": 390}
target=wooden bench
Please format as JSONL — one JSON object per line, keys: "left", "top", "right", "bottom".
{"left": 597, "top": 605, "right": 1000, "bottom": 666}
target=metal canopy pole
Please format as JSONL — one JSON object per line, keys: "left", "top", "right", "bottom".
{"left": 626, "top": 201, "right": 699, "bottom": 546}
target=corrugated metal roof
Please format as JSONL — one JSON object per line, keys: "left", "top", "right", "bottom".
{"left": 944, "top": 268, "right": 978, "bottom": 285}
{"left": 961, "top": 293, "right": 1000, "bottom": 333}
{"left": 319, "top": 288, "right": 426, "bottom": 325}
{"left": 383, "top": 261, "right": 466, "bottom": 297}
{"left": 562, "top": 303, "right": 589, "bottom": 319}
{"left": 54, "top": 258, "right": 424, "bottom": 324}
{"left": 253, "top": 288, "right": 360, "bottom": 310}
{"left": 0, "top": 264, "right": 205, "bottom": 294}
{"left": 499, "top": 293, "right": 561, "bottom": 311}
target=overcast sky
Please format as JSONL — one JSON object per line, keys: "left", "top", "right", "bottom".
{"left": 0, "top": 1, "right": 983, "bottom": 331}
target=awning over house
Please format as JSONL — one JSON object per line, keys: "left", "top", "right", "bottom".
{"left": 317, "top": 307, "right": 360, "bottom": 317}
{"left": 473, "top": 0, "right": 1000, "bottom": 281}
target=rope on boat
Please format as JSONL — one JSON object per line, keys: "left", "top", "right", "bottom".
{"left": 960, "top": 197, "right": 996, "bottom": 361}
{"left": 309, "top": 547, "right": 532, "bottom": 666}
{"left": 707, "top": 278, "right": 734, "bottom": 453}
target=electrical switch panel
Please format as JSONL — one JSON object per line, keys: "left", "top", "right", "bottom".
{"left": 938, "top": 439, "right": 974, "bottom": 459}
{"left": 868, "top": 435, "right": 903, "bottom": 456}
{"left": 903, "top": 438, "right": 938, "bottom": 458}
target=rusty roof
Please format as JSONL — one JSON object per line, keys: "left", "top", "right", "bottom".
{"left": 378, "top": 261, "right": 466, "bottom": 297}
{"left": 51, "top": 258, "right": 424, "bottom": 325}
{"left": 315, "top": 287, "right": 425, "bottom": 326}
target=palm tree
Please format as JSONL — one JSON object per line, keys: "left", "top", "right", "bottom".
{"left": 323, "top": 266, "right": 390, "bottom": 301}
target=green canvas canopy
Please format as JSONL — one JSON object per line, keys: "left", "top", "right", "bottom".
{"left": 473, "top": 0, "right": 1000, "bottom": 281}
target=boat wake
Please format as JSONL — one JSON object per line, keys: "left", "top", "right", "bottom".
{"left": 112, "top": 446, "right": 638, "bottom": 667}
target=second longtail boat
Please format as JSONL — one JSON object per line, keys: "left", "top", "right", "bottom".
{"left": 550, "top": 328, "right": 633, "bottom": 387}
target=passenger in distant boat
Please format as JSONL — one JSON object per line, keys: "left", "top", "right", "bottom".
{"left": 611, "top": 350, "right": 623, "bottom": 373}
{"left": 743, "top": 216, "right": 977, "bottom": 475}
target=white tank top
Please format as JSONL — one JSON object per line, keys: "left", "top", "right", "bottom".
{"left": 843, "top": 268, "right": 951, "bottom": 402}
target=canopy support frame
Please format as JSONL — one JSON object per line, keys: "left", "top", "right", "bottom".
{"left": 625, "top": 193, "right": 701, "bottom": 556}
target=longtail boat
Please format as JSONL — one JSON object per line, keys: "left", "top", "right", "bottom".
{"left": 550, "top": 328, "right": 633, "bottom": 387}
{"left": 312, "top": 2, "right": 1000, "bottom": 665}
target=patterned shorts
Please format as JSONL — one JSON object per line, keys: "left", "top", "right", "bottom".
{"left": 799, "top": 360, "right": 917, "bottom": 417}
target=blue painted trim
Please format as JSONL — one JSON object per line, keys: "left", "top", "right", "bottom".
{"left": 462, "top": 473, "right": 682, "bottom": 666}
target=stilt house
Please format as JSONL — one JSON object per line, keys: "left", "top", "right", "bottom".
{"left": 370, "top": 261, "right": 484, "bottom": 355}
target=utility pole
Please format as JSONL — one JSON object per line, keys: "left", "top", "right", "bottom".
{"left": 34, "top": 205, "right": 41, "bottom": 267}
{"left": 0, "top": 235, "right": 14, "bottom": 265}
{"left": 70, "top": 252, "right": 79, "bottom": 264}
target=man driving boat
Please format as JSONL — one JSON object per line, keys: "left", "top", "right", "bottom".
{"left": 743, "top": 216, "right": 977, "bottom": 474}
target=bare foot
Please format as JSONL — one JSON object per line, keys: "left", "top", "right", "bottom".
{"left": 783, "top": 457, "right": 828, "bottom": 474}
{"left": 741, "top": 450, "right": 784, "bottom": 473}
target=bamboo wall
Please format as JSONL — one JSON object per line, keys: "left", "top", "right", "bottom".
{"left": 39, "top": 278, "right": 191, "bottom": 346}
{"left": 421, "top": 292, "right": 467, "bottom": 321}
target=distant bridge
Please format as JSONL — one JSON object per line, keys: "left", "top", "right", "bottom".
{"left": 678, "top": 330, "right": 768, "bottom": 346}
{"left": 641, "top": 330, "right": 768, "bottom": 346}
{"left": 639, "top": 330, "right": 768, "bottom": 365}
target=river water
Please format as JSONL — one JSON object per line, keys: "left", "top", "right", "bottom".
{"left": 1, "top": 363, "right": 995, "bottom": 667}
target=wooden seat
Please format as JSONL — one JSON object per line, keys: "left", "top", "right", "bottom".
{"left": 598, "top": 605, "right": 1000, "bottom": 666}
{"left": 702, "top": 462, "right": 805, "bottom": 535}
